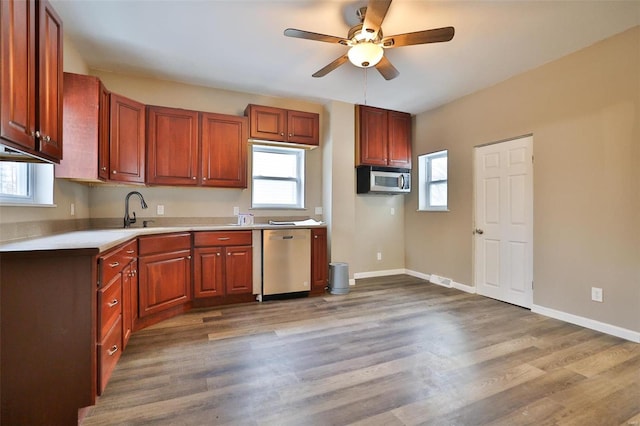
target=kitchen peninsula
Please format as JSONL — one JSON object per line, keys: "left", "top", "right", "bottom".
{"left": 0, "top": 223, "right": 327, "bottom": 425}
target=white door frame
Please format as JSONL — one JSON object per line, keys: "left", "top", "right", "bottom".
{"left": 473, "top": 135, "right": 534, "bottom": 308}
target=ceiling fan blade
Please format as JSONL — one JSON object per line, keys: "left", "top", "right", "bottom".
{"left": 375, "top": 55, "right": 399, "bottom": 80}
{"left": 312, "top": 54, "right": 349, "bottom": 78}
{"left": 362, "top": 0, "right": 392, "bottom": 40}
{"left": 284, "top": 28, "right": 348, "bottom": 45}
{"left": 382, "top": 26, "right": 455, "bottom": 48}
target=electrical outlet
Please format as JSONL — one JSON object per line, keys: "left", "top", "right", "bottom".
{"left": 377, "top": 252, "right": 382, "bottom": 261}
{"left": 315, "top": 206, "right": 323, "bottom": 215}
{"left": 390, "top": 207, "right": 395, "bottom": 215}
{"left": 70, "top": 203, "right": 75, "bottom": 216}
{"left": 157, "top": 204, "right": 165, "bottom": 215}
{"left": 591, "top": 287, "right": 603, "bottom": 302}
{"left": 233, "top": 206, "right": 239, "bottom": 216}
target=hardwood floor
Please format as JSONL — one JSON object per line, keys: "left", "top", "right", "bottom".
{"left": 81, "top": 275, "right": 640, "bottom": 425}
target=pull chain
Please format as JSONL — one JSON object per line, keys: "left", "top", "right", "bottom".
{"left": 363, "top": 67, "right": 368, "bottom": 105}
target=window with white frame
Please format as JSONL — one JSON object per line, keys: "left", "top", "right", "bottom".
{"left": 0, "top": 162, "right": 54, "bottom": 205}
{"left": 251, "top": 145, "right": 305, "bottom": 209}
{"left": 418, "top": 150, "right": 448, "bottom": 211}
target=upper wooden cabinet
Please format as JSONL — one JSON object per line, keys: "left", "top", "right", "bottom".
{"left": 56, "top": 73, "right": 110, "bottom": 181}
{"left": 0, "top": 0, "right": 63, "bottom": 163}
{"left": 146, "top": 106, "right": 199, "bottom": 186}
{"left": 110, "top": 93, "right": 145, "bottom": 183}
{"left": 355, "top": 105, "right": 412, "bottom": 169}
{"left": 245, "top": 104, "right": 319, "bottom": 146}
{"left": 201, "top": 112, "right": 248, "bottom": 188}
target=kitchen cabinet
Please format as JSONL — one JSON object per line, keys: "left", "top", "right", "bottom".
{"left": 245, "top": 104, "right": 319, "bottom": 146}
{"left": 97, "top": 239, "right": 137, "bottom": 395}
{"left": 194, "top": 231, "right": 253, "bottom": 298}
{"left": 201, "top": 112, "right": 248, "bottom": 188}
{"left": 0, "top": 0, "right": 63, "bottom": 163}
{"left": 138, "top": 233, "right": 192, "bottom": 318}
{"left": 355, "top": 105, "right": 412, "bottom": 169}
{"left": 56, "top": 73, "right": 110, "bottom": 181}
{"left": 146, "top": 105, "right": 199, "bottom": 185}
{"left": 310, "top": 227, "right": 328, "bottom": 294}
{"left": 110, "top": 93, "right": 146, "bottom": 183}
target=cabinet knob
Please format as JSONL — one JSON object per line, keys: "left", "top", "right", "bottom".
{"left": 289, "top": 133, "right": 293, "bottom": 137}
{"left": 228, "top": 253, "right": 231, "bottom": 256}
{"left": 192, "top": 176, "right": 196, "bottom": 180}
{"left": 187, "top": 256, "right": 192, "bottom": 260}
{"left": 32, "top": 130, "right": 41, "bottom": 139}
{"left": 107, "top": 345, "right": 118, "bottom": 356}
{"left": 101, "top": 166, "right": 107, "bottom": 171}
{"left": 217, "top": 253, "right": 221, "bottom": 256}
{"left": 280, "top": 132, "right": 284, "bottom": 136}
{"left": 43, "top": 135, "right": 51, "bottom": 142}
{"left": 107, "top": 299, "right": 119, "bottom": 308}
{"left": 202, "top": 177, "right": 207, "bottom": 181}
{"left": 112, "top": 170, "right": 117, "bottom": 174}
{"left": 314, "top": 235, "right": 318, "bottom": 239}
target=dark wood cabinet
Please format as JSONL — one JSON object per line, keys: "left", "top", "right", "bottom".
{"left": 138, "top": 233, "right": 192, "bottom": 318}
{"left": 110, "top": 93, "right": 145, "bottom": 183}
{"left": 356, "top": 105, "right": 412, "bottom": 169}
{"left": 122, "top": 259, "right": 138, "bottom": 349}
{"left": 245, "top": 104, "right": 319, "bottom": 146}
{"left": 0, "top": 0, "right": 63, "bottom": 163}
{"left": 194, "top": 231, "right": 253, "bottom": 298}
{"left": 56, "top": 73, "right": 109, "bottom": 181}
{"left": 146, "top": 106, "right": 199, "bottom": 185}
{"left": 201, "top": 112, "right": 248, "bottom": 188}
{"left": 311, "top": 227, "right": 328, "bottom": 294}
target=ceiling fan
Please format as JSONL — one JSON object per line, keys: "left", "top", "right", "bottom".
{"left": 284, "top": 0, "right": 455, "bottom": 80}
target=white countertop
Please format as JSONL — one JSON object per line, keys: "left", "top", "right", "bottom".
{"left": 0, "top": 222, "right": 325, "bottom": 253}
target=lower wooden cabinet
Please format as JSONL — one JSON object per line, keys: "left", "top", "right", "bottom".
{"left": 138, "top": 233, "right": 192, "bottom": 317}
{"left": 193, "top": 231, "right": 253, "bottom": 298}
{"left": 122, "top": 259, "right": 138, "bottom": 349}
{"left": 311, "top": 227, "right": 328, "bottom": 294}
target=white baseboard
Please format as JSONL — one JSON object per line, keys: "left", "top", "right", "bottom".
{"left": 452, "top": 281, "right": 476, "bottom": 294}
{"left": 532, "top": 304, "right": 640, "bottom": 343}
{"left": 405, "top": 269, "right": 430, "bottom": 282}
{"left": 353, "top": 269, "right": 407, "bottom": 280}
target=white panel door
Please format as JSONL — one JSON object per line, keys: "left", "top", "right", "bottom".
{"left": 474, "top": 136, "right": 533, "bottom": 308}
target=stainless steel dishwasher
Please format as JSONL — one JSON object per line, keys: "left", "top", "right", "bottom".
{"left": 262, "top": 228, "right": 311, "bottom": 299}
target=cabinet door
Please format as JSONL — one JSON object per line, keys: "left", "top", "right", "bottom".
{"left": 246, "top": 104, "right": 286, "bottom": 141}
{"left": 311, "top": 228, "right": 328, "bottom": 293}
{"left": 0, "top": 0, "right": 37, "bottom": 151}
{"left": 387, "top": 110, "right": 412, "bottom": 169}
{"left": 194, "top": 246, "right": 224, "bottom": 298}
{"left": 201, "top": 112, "right": 247, "bottom": 188}
{"left": 36, "top": 0, "right": 63, "bottom": 161}
{"left": 356, "top": 105, "right": 388, "bottom": 166}
{"left": 110, "top": 93, "right": 145, "bottom": 183}
{"left": 98, "top": 82, "right": 110, "bottom": 180}
{"left": 286, "top": 110, "right": 319, "bottom": 145}
{"left": 147, "top": 106, "right": 199, "bottom": 185}
{"left": 225, "top": 246, "right": 253, "bottom": 295}
{"left": 138, "top": 249, "right": 191, "bottom": 317}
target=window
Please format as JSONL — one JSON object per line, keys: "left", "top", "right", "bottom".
{"left": 0, "top": 162, "right": 54, "bottom": 205}
{"left": 251, "top": 145, "right": 305, "bottom": 209}
{"left": 418, "top": 150, "right": 448, "bottom": 211}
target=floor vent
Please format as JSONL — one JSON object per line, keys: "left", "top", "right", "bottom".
{"left": 430, "top": 274, "right": 452, "bottom": 287}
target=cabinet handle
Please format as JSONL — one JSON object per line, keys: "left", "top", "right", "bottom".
{"left": 126, "top": 250, "right": 135, "bottom": 254}
{"left": 107, "top": 299, "right": 119, "bottom": 307}
{"left": 107, "top": 345, "right": 118, "bottom": 356}
{"left": 32, "top": 130, "right": 41, "bottom": 139}
{"left": 217, "top": 237, "right": 230, "bottom": 241}
{"left": 109, "top": 261, "right": 120, "bottom": 268}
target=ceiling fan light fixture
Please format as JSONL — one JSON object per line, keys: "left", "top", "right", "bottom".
{"left": 348, "top": 42, "right": 383, "bottom": 68}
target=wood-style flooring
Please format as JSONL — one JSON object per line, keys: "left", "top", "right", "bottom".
{"left": 82, "top": 275, "right": 640, "bottom": 425}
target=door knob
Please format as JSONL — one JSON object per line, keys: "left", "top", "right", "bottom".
{"left": 474, "top": 228, "right": 484, "bottom": 235}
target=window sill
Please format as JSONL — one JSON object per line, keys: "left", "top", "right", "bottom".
{"left": 417, "top": 208, "right": 449, "bottom": 212}
{"left": 0, "top": 202, "right": 57, "bottom": 208}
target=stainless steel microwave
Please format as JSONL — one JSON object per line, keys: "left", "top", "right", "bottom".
{"left": 356, "top": 166, "right": 411, "bottom": 194}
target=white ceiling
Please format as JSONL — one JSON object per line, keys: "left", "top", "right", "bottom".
{"left": 51, "top": 0, "right": 640, "bottom": 115}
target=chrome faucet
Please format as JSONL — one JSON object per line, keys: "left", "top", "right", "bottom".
{"left": 124, "top": 191, "right": 148, "bottom": 228}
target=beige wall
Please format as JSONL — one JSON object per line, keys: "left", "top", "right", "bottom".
{"left": 406, "top": 26, "right": 640, "bottom": 333}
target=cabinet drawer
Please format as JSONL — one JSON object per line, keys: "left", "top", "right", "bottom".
{"left": 194, "top": 231, "right": 252, "bottom": 247}
{"left": 99, "top": 240, "right": 137, "bottom": 286}
{"left": 97, "top": 315, "right": 122, "bottom": 395}
{"left": 98, "top": 275, "right": 123, "bottom": 341}
{"left": 139, "top": 233, "right": 191, "bottom": 256}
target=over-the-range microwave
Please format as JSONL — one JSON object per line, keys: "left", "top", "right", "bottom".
{"left": 356, "top": 166, "right": 411, "bottom": 194}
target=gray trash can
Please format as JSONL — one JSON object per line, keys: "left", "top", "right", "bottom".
{"left": 329, "top": 262, "right": 349, "bottom": 295}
